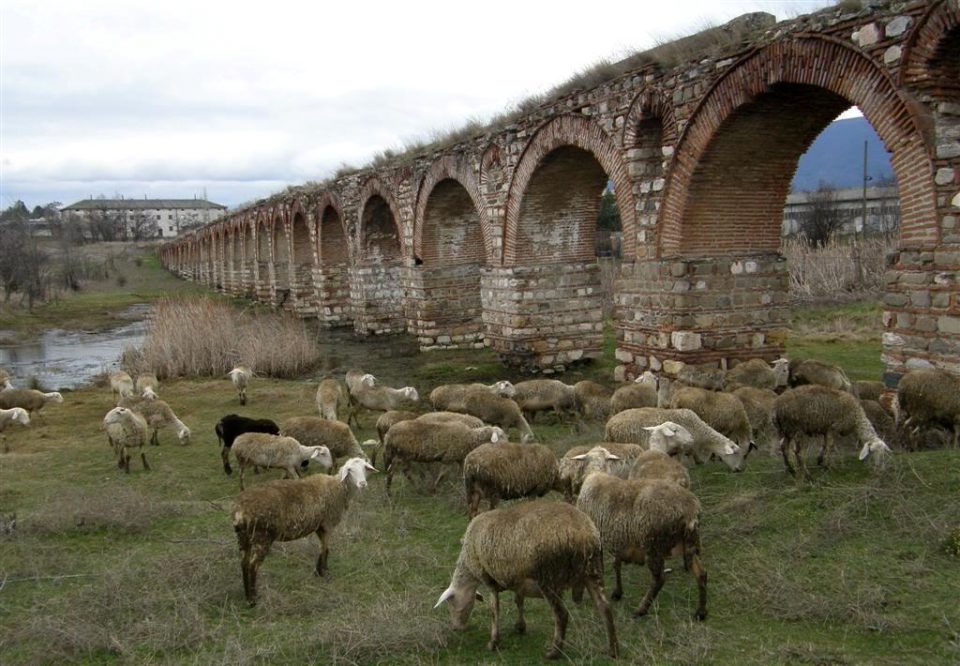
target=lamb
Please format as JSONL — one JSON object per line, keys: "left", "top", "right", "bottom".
{"left": 575, "top": 448, "right": 708, "bottom": 620}
{"left": 462, "top": 442, "right": 558, "bottom": 517}
{"left": 724, "top": 358, "right": 789, "bottom": 391}
{"left": 511, "top": 379, "right": 576, "bottom": 422}
{"left": 434, "top": 499, "right": 618, "bottom": 659}
{"left": 731, "top": 386, "right": 779, "bottom": 452}
{"left": 788, "top": 359, "right": 853, "bottom": 393}
{"left": 773, "top": 385, "right": 891, "bottom": 478}
{"left": 135, "top": 373, "right": 159, "bottom": 397}
{"left": 279, "top": 416, "right": 366, "bottom": 464}
{"left": 628, "top": 449, "right": 691, "bottom": 488}
{"left": 0, "top": 407, "right": 30, "bottom": 451}
{"left": 352, "top": 384, "right": 419, "bottom": 421}
{"left": 214, "top": 414, "right": 280, "bottom": 475}
{"left": 0, "top": 388, "right": 64, "bottom": 419}
{"left": 231, "top": 432, "right": 333, "bottom": 490}
{"left": 668, "top": 386, "right": 755, "bottom": 463}
{"left": 316, "top": 378, "right": 349, "bottom": 422}
{"left": 573, "top": 380, "right": 613, "bottom": 419}
{"left": 382, "top": 421, "right": 504, "bottom": 493}
{"left": 232, "top": 457, "right": 376, "bottom": 605}
{"left": 896, "top": 368, "right": 960, "bottom": 449}
{"left": 102, "top": 406, "right": 150, "bottom": 473}
{"left": 605, "top": 407, "right": 742, "bottom": 470}
{"left": 109, "top": 371, "right": 134, "bottom": 401}
{"left": 227, "top": 366, "right": 253, "bottom": 405}
{"left": 854, "top": 380, "right": 885, "bottom": 402}
{"left": 118, "top": 396, "right": 190, "bottom": 446}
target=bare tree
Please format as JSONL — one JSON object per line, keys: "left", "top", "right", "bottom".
{"left": 798, "top": 183, "right": 845, "bottom": 248}
{"left": 0, "top": 218, "right": 49, "bottom": 307}
{"left": 129, "top": 210, "right": 159, "bottom": 240}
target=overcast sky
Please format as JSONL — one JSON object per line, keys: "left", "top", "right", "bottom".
{"left": 1, "top": 0, "right": 843, "bottom": 210}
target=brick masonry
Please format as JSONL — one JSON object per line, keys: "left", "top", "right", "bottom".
{"left": 160, "top": 1, "right": 960, "bottom": 381}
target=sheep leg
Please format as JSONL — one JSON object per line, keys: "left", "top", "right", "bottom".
{"left": 633, "top": 554, "right": 666, "bottom": 618}
{"left": 242, "top": 541, "right": 270, "bottom": 606}
{"left": 385, "top": 462, "right": 395, "bottom": 495}
{"left": 221, "top": 447, "right": 233, "bottom": 475}
{"left": 466, "top": 485, "right": 482, "bottom": 519}
{"left": 150, "top": 428, "right": 159, "bottom": 446}
{"left": 239, "top": 389, "right": 246, "bottom": 406}
{"left": 541, "top": 585, "right": 569, "bottom": 660}
{"left": 611, "top": 557, "right": 623, "bottom": 601}
{"left": 584, "top": 575, "right": 619, "bottom": 659}
{"left": 690, "top": 553, "right": 708, "bottom": 621}
{"left": 315, "top": 528, "right": 329, "bottom": 578}
{"left": 795, "top": 440, "right": 811, "bottom": 480}
{"left": 140, "top": 451, "right": 151, "bottom": 471}
{"left": 239, "top": 463, "right": 247, "bottom": 490}
{"left": 123, "top": 449, "right": 131, "bottom": 474}
{"left": 514, "top": 593, "right": 526, "bottom": 634}
{"left": 486, "top": 589, "right": 500, "bottom": 651}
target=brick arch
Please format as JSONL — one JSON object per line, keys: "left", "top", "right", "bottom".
{"left": 255, "top": 211, "right": 272, "bottom": 263}
{"left": 413, "top": 156, "right": 491, "bottom": 264}
{"left": 314, "top": 191, "right": 352, "bottom": 266}
{"left": 503, "top": 114, "right": 637, "bottom": 265}
{"left": 358, "top": 178, "right": 404, "bottom": 265}
{"left": 622, "top": 90, "right": 678, "bottom": 149}
{"left": 659, "top": 35, "right": 939, "bottom": 257}
{"left": 289, "top": 201, "right": 313, "bottom": 268}
{"left": 901, "top": 0, "right": 960, "bottom": 100}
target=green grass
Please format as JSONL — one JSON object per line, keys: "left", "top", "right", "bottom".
{"left": 788, "top": 301, "right": 884, "bottom": 380}
{"left": 1, "top": 376, "right": 957, "bottom": 664}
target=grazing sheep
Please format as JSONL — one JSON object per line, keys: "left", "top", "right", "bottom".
{"left": 788, "top": 359, "right": 853, "bottom": 393}
{"left": 109, "top": 371, "right": 134, "bottom": 401}
{"left": 214, "top": 414, "right": 280, "bottom": 475}
{"left": 140, "top": 386, "right": 158, "bottom": 400}
{"left": 103, "top": 406, "right": 150, "bottom": 473}
{"left": 118, "top": 396, "right": 190, "bottom": 446}
{"left": 557, "top": 442, "right": 643, "bottom": 501}
{"left": 344, "top": 370, "right": 376, "bottom": 395}
{"left": 575, "top": 451, "right": 708, "bottom": 620}
{"left": 376, "top": 410, "right": 419, "bottom": 443}
{"left": 382, "top": 421, "right": 504, "bottom": 493}
{"left": 731, "top": 386, "right": 779, "bottom": 453}
{"left": 573, "top": 380, "right": 613, "bottom": 419}
{"left": 0, "top": 407, "right": 30, "bottom": 451}
{"left": 416, "top": 411, "right": 485, "bottom": 428}
{"left": 610, "top": 382, "right": 657, "bottom": 415}
{"left": 227, "top": 366, "right": 253, "bottom": 405}
{"left": 0, "top": 388, "right": 64, "bottom": 419}
{"left": 135, "top": 373, "right": 159, "bottom": 396}
{"left": 231, "top": 432, "right": 333, "bottom": 490}
{"left": 773, "top": 385, "right": 891, "bottom": 478}
{"left": 860, "top": 399, "right": 896, "bottom": 445}
{"left": 280, "top": 416, "right": 366, "bottom": 464}
{"left": 628, "top": 449, "right": 691, "bottom": 488}
{"left": 232, "top": 457, "right": 376, "bottom": 605}
{"left": 724, "top": 358, "right": 789, "bottom": 391}
{"left": 896, "top": 368, "right": 960, "bottom": 449}
{"left": 352, "top": 384, "right": 419, "bottom": 420}
{"left": 677, "top": 363, "right": 726, "bottom": 391}
{"left": 511, "top": 379, "right": 576, "bottom": 422}
{"left": 316, "top": 378, "right": 348, "bottom": 422}
{"left": 668, "top": 386, "right": 755, "bottom": 462}
{"left": 605, "top": 407, "right": 743, "bottom": 470}
{"left": 854, "top": 380, "right": 885, "bottom": 402}
{"left": 463, "top": 442, "right": 558, "bottom": 517}
{"left": 428, "top": 382, "right": 516, "bottom": 411}
{"left": 434, "top": 499, "right": 618, "bottom": 659}
{"left": 450, "top": 390, "right": 536, "bottom": 443}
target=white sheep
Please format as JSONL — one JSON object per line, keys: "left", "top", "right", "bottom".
{"left": 231, "top": 432, "right": 333, "bottom": 490}
{"left": 0, "top": 407, "right": 30, "bottom": 452}
{"left": 109, "top": 371, "right": 134, "bottom": 401}
{"left": 0, "top": 389, "right": 64, "bottom": 420}
{"left": 135, "top": 373, "right": 159, "bottom": 396}
{"left": 511, "top": 379, "right": 577, "bottom": 422}
{"left": 227, "top": 366, "right": 253, "bottom": 405}
{"left": 102, "top": 406, "right": 150, "bottom": 473}
{"left": 575, "top": 446, "right": 708, "bottom": 620}
{"left": 118, "top": 396, "right": 190, "bottom": 446}
{"left": 232, "top": 457, "right": 377, "bottom": 605}
{"left": 316, "top": 378, "right": 348, "bottom": 422}
{"left": 352, "top": 384, "right": 419, "bottom": 421}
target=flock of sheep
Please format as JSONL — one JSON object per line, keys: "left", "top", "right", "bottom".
{"left": 2, "top": 355, "right": 958, "bottom": 659}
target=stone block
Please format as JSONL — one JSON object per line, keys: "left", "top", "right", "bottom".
{"left": 613, "top": 365, "right": 627, "bottom": 383}
{"left": 671, "top": 331, "right": 702, "bottom": 351}
{"left": 883, "top": 45, "right": 901, "bottom": 65}
{"left": 662, "top": 359, "right": 685, "bottom": 376}
{"left": 884, "top": 16, "right": 911, "bottom": 37}
{"left": 615, "top": 348, "right": 634, "bottom": 363}
{"left": 938, "top": 316, "right": 960, "bottom": 335}
{"left": 852, "top": 23, "right": 880, "bottom": 46}
{"left": 935, "top": 168, "right": 956, "bottom": 186}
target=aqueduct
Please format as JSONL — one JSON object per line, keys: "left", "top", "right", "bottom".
{"left": 161, "top": 0, "right": 960, "bottom": 385}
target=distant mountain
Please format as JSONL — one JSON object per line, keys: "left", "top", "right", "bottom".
{"left": 791, "top": 116, "right": 894, "bottom": 192}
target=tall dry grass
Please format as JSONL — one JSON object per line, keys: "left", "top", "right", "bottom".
{"left": 132, "top": 297, "right": 319, "bottom": 379}
{"left": 782, "top": 236, "right": 893, "bottom": 302}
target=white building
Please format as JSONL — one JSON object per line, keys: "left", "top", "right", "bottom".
{"left": 782, "top": 186, "right": 900, "bottom": 237}
{"left": 61, "top": 197, "right": 227, "bottom": 238}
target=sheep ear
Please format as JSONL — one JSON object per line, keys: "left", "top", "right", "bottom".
{"left": 858, "top": 442, "right": 871, "bottom": 461}
{"left": 572, "top": 453, "right": 589, "bottom": 460}
{"left": 364, "top": 462, "right": 379, "bottom": 473}
{"left": 475, "top": 591, "right": 484, "bottom": 601}
{"left": 723, "top": 443, "right": 736, "bottom": 455}
{"left": 605, "top": 453, "right": 621, "bottom": 460}
{"left": 434, "top": 586, "right": 456, "bottom": 609}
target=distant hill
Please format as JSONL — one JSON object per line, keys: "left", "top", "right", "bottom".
{"left": 791, "top": 116, "right": 894, "bottom": 192}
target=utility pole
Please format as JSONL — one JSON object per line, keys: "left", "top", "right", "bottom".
{"left": 854, "top": 139, "right": 868, "bottom": 289}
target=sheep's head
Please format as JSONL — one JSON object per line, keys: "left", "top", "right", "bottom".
{"left": 338, "top": 457, "right": 378, "bottom": 489}
{"left": 635, "top": 371, "right": 658, "bottom": 388}
{"left": 306, "top": 445, "right": 333, "bottom": 470}
{"left": 859, "top": 438, "right": 891, "bottom": 464}
{"left": 44, "top": 392, "right": 64, "bottom": 404}
{"left": 572, "top": 446, "right": 622, "bottom": 474}
{"left": 435, "top": 583, "right": 482, "bottom": 630}
{"left": 488, "top": 427, "right": 507, "bottom": 444}
{"left": 177, "top": 425, "right": 192, "bottom": 445}
{"left": 400, "top": 387, "right": 419, "bottom": 403}
{"left": 102, "top": 407, "right": 129, "bottom": 427}
{"left": 716, "top": 438, "right": 746, "bottom": 472}
{"left": 141, "top": 387, "right": 158, "bottom": 400}
{"left": 8, "top": 407, "right": 29, "bottom": 426}
{"left": 772, "top": 358, "right": 790, "bottom": 387}
{"left": 491, "top": 380, "right": 516, "bottom": 398}
{"left": 643, "top": 421, "right": 693, "bottom": 455}
{"left": 360, "top": 373, "right": 376, "bottom": 388}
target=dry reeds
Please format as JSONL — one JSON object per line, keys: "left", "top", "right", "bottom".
{"left": 783, "top": 236, "right": 893, "bottom": 302}
{"left": 134, "top": 297, "right": 319, "bottom": 379}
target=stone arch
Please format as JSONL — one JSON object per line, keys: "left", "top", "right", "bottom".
{"left": 316, "top": 194, "right": 353, "bottom": 326}
{"left": 413, "top": 157, "right": 491, "bottom": 264}
{"left": 659, "top": 35, "right": 938, "bottom": 257}
{"left": 315, "top": 191, "right": 352, "bottom": 265}
{"left": 358, "top": 179, "right": 404, "bottom": 265}
{"left": 901, "top": 1, "right": 960, "bottom": 101}
{"left": 503, "top": 114, "right": 637, "bottom": 265}
{"left": 272, "top": 210, "right": 291, "bottom": 291}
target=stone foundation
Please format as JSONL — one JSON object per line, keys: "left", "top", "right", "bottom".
{"left": 350, "top": 264, "right": 406, "bottom": 335}
{"left": 405, "top": 264, "right": 485, "bottom": 350}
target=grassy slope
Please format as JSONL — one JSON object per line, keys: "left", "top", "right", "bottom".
{"left": 1, "top": 373, "right": 957, "bottom": 664}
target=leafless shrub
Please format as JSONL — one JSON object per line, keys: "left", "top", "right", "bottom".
{"left": 135, "top": 297, "right": 320, "bottom": 379}
{"left": 783, "top": 236, "right": 892, "bottom": 302}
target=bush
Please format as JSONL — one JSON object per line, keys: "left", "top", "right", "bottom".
{"left": 782, "top": 236, "right": 893, "bottom": 302}
{"left": 135, "top": 297, "right": 320, "bottom": 379}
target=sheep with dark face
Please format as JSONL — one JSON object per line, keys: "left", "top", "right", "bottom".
{"left": 773, "top": 385, "right": 890, "bottom": 478}
{"left": 214, "top": 414, "right": 280, "bottom": 475}
{"left": 434, "top": 499, "right": 618, "bottom": 660}
{"left": 232, "top": 458, "right": 376, "bottom": 605}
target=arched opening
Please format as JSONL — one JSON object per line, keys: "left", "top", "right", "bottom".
{"left": 273, "top": 217, "right": 290, "bottom": 294}
{"left": 257, "top": 219, "right": 272, "bottom": 300}
{"left": 242, "top": 222, "right": 255, "bottom": 296}
{"left": 421, "top": 179, "right": 484, "bottom": 267}
{"left": 361, "top": 195, "right": 401, "bottom": 265}
{"left": 319, "top": 205, "right": 351, "bottom": 325}
{"left": 355, "top": 193, "right": 405, "bottom": 334}
{"left": 290, "top": 211, "right": 315, "bottom": 314}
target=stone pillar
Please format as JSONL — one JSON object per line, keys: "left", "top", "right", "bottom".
{"left": 481, "top": 262, "right": 604, "bottom": 373}
{"left": 291, "top": 261, "right": 318, "bottom": 317}
{"left": 405, "top": 264, "right": 485, "bottom": 350}
{"left": 614, "top": 253, "right": 790, "bottom": 381}
{"left": 316, "top": 264, "right": 352, "bottom": 327}
{"left": 349, "top": 264, "right": 406, "bottom": 335}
